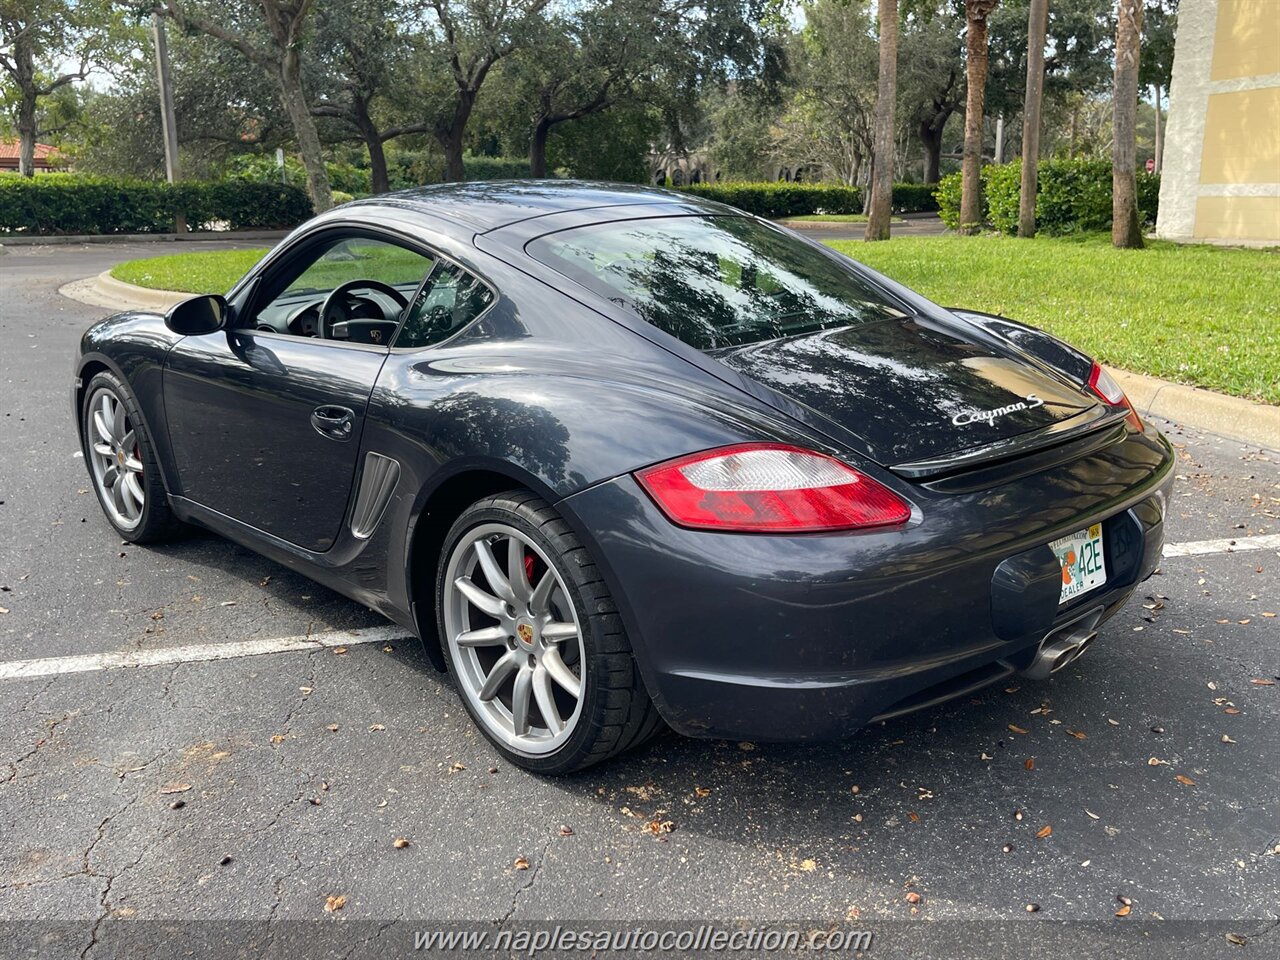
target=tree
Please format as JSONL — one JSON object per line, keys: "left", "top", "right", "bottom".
{"left": 1112, "top": 0, "right": 1143, "bottom": 248}
{"left": 865, "top": 0, "right": 898, "bottom": 241}
{"left": 309, "top": 0, "right": 426, "bottom": 192}
{"left": 959, "top": 0, "right": 1000, "bottom": 234}
{"left": 898, "top": 5, "right": 964, "bottom": 185}
{"left": 1140, "top": 0, "right": 1176, "bottom": 172}
{"left": 1017, "top": 0, "right": 1048, "bottom": 236}
{"left": 412, "top": 0, "right": 551, "bottom": 182}
{"left": 0, "top": 0, "right": 123, "bottom": 176}
{"left": 157, "top": 0, "right": 333, "bottom": 211}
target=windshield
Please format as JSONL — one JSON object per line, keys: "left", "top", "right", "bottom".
{"left": 527, "top": 215, "right": 909, "bottom": 350}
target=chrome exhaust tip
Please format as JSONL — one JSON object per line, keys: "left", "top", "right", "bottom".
{"left": 1020, "top": 627, "right": 1099, "bottom": 680}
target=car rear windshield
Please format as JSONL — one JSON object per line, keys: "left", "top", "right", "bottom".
{"left": 527, "top": 215, "right": 908, "bottom": 350}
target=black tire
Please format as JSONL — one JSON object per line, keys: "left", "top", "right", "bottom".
{"left": 80, "top": 370, "right": 184, "bottom": 544}
{"left": 435, "top": 490, "right": 664, "bottom": 774}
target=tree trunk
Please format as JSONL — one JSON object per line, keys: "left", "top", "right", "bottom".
{"left": 1018, "top": 0, "right": 1049, "bottom": 238}
{"left": 865, "top": 0, "right": 898, "bottom": 242}
{"left": 919, "top": 115, "right": 948, "bottom": 185}
{"left": 16, "top": 89, "right": 37, "bottom": 178}
{"left": 437, "top": 90, "right": 476, "bottom": 183}
{"left": 960, "top": 0, "right": 999, "bottom": 234}
{"left": 1152, "top": 83, "right": 1163, "bottom": 173}
{"left": 530, "top": 119, "right": 552, "bottom": 178}
{"left": 352, "top": 105, "right": 390, "bottom": 194}
{"left": 277, "top": 49, "right": 332, "bottom": 212}
{"left": 1112, "top": 0, "right": 1144, "bottom": 249}
{"left": 994, "top": 114, "right": 1005, "bottom": 164}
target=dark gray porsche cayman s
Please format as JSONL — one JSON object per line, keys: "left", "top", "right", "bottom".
{"left": 74, "top": 181, "right": 1174, "bottom": 773}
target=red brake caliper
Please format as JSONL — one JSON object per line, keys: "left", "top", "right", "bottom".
{"left": 523, "top": 552, "right": 536, "bottom": 584}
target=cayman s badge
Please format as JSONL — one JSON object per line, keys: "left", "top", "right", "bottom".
{"left": 952, "top": 394, "right": 1044, "bottom": 426}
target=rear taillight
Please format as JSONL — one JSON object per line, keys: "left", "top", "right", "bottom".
{"left": 1087, "top": 362, "right": 1143, "bottom": 431}
{"left": 634, "top": 443, "right": 912, "bottom": 533}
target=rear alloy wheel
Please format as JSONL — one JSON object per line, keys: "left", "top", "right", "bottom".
{"left": 81, "top": 371, "right": 182, "bottom": 543}
{"left": 437, "top": 491, "right": 663, "bottom": 774}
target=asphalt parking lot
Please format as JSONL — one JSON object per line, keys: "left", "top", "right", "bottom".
{"left": 1, "top": 240, "right": 1277, "bottom": 959}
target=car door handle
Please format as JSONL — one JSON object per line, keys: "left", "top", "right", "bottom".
{"left": 311, "top": 405, "right": 355, "bottom": 442}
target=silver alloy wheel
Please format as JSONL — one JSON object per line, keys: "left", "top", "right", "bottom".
{"left": 85, "top": 386, "right": 145, "bottom": 531}
{"left": 443, "top": 522, "right": 585, "bottom": 756}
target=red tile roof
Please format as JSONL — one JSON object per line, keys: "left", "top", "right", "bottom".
{"left": 0, "top": 140, "right": 59, "bottom": 162}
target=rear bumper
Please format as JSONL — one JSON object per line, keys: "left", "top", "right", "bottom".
{"left": 559, "top": 427, "right": 1175, "bottom": 741}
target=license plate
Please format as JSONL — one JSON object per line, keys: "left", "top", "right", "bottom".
{"left": 1051, "top": 523, "right": 1107, "bottom": 604}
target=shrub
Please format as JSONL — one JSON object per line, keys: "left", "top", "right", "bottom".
{"left": 891, "top": 182, "right": 939, "bottom": 213}
{"left": 462, "top": 155, "right": 533, "bottom": 180}
{"left": 935, "top": 159, "right": 1161, "bottom": 234}
{"left": 678, "top": 181, "right": 864, "bottom": 218}
{"left": 0, "top": 174, "right": 313, "bottom": 235}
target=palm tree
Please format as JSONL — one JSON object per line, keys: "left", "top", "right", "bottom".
{"left": 865, "top": 0, "right": 898, "bottom": 242}
{"left": 1017, "top": 0, "right": 1049, "bottom": 237}
{"left": 1113, "top": 0, "right": 1144, "bottom": 248}
{"left": 959, "top": 0, "right": 999, "bottom": 234}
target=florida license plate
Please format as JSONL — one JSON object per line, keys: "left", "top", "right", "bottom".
{"left": 1051, "top": 523, "right": 1107, "bottom": 604}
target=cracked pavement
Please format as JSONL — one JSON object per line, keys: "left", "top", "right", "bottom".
{"left": 1, "top": 241, "right": 1278, "bottom": 958}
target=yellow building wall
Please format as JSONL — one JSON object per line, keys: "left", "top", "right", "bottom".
{"left": 1210, "top": 0, "right": 1280, "bottom": 81}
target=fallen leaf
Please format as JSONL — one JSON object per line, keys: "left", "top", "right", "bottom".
{"left": 738, "top": 741, "right": 756, "bottom": 751}
{"left": 368, "top": 724, "right": 386, "bottom": 732}
{"left": 1250, "top": 678, "right": 1275, "bottom": 686}
{"left": 1226, "top": 933, "right": 1247, "bottom": 946}
{"left": 0, "top": 607, "right": 8, "bottom": 615}
{"left": 694, "top": 786, "right": 711, "bottom": 798}
{"left": 270, "top": 734, "right": 286, "bottom": 745}
{"left": 904, "top": 891, "right": 922, "bottom": 904}
{"left": 1024, "top": 758, "right": 1035, "bottom": 770}
{"left": 908, "top": 811, "right": 920, "bottom": 822}
{"left": 1085, "top": 809, "right": 1100, "bottom": 820}
{"left": 1175, "top": 774, "right": 1196, "bottom": 786}
{"left": 326, "top": 724, "right": 339, "bottom": 732}
{"left": 799, "top": 858, "right": 817, "bottom": 872}
{"left": 1066, "top": 729, "right": 1088, "bottom": 740}
{"left": 1036, "top": 825, "right": 1053, "bottom": 839}
{"left": 1148, "top": 757, "right": 1167, "bottom": 766}
{"left": 513, "top": 856, "right": 530, "bottom": 870}
{"left": 159, "top": 783, "right": 192, "bottom": 795}
{"left": 393, "top": 838, "right": 410, "bottom": 849}
{"left": 1008, "top": 724, "right": 1029, "bottom": 735}
{"left": 333, "top": 646, "right": 348, "bottom": 655}
{"left": 1115, "top": 904, "right": 1131, "bottom": 917}
{"left": 448, "top": 761, "right": 466, "bottom": 773}
{"left": 1224, "top": 707, "right": 1242, "bottom": 715}
{"left": 1002, "top": 843, "right": 1014, "bottom": 853}
{"left": 1107, "top": 718, "right": 1119, "bottom": 726}
{"left": 558, "top": 824, "right": 574, "bottom": 836}
{"left": 1014, "top": 809, "right": 1024, "bottom": 821}
{"left": 1221, "top": 734, "right": 1237, "bottom": 743}
{"left": 645, "top": 819, "right": 675, "bottom": 835}
{"left": 1025, "top": 903, "right": 1040, "bottom": 913}
{"left": 324, "top": 895, "right": 346, "bottom": 913}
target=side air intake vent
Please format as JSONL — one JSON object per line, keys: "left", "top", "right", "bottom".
{"left": 350, "top": 452, "right": 401, "bottom": 540}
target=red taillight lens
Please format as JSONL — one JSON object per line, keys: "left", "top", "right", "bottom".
{"left": 634, "top": 443, "right": 912, "bottom": 533}
{"left": 1087, "top": 362, "right": 1143, "bottom": 430}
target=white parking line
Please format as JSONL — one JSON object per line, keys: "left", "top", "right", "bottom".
{"left": 0, "top": 625, "right": 411, "bottom": 682}
{"left": 1162, "top": 533, "right": 1280, "bottom": 559}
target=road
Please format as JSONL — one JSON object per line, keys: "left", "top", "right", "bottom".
{"left": 1, "top": 240, "right": 1277, "bottom": 959}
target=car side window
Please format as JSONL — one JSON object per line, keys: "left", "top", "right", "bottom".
{"left": 393, "top": 260, "right": 495, "bottom": 349}
{"left": 251, "top": 236, "right": 436, "bottom": 340}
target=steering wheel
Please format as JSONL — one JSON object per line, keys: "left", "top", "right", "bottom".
{"left": 320, "top": 279, "right": 409, "bottom": 339}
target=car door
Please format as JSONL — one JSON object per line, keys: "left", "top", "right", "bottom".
{"left": 162, "top": 231, "right": 435, "bottom": 552}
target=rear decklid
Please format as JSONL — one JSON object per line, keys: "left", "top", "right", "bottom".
{"left": 711, "top": 317, "right": 1103, "bottom": 469}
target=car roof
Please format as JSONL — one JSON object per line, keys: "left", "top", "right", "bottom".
{"left": 341, "top": 179, "right": 732, "bottom": 235}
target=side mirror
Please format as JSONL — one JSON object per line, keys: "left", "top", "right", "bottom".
{"left": 165, "top": 294, "right": 229, "bottom": 336}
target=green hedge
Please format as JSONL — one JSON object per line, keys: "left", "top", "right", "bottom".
{"left": 935, "top": 158, "right": 1160, "bottom": 234}
{"left": 890, "top": 182, "right": 939, "bottom": 213}
{"left": 679, "top": 181, "right": 865, "bottom": 217}
{"left": 0, "top": 174, "right": 314, "bottom": 235}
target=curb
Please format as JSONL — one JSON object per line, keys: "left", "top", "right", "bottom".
{"left": 0, "top": 229, "right": 288, "bottom": 247}
{"left": 63, "top": 272, "right": 1279, "bottom": 451}
{"left": 1109, "top": 368, "right": 1280, "bottom": 451}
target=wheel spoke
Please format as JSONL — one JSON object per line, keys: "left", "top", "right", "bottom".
{"left": 110, "top": 475, "right": 128, "bottom": 516}
{"left": 473, "top": 538, "right": 515, "bottom": 603}
{"left": 122, "top": 472, "right": 146, "bottom": 513}
{"left": 508, "top": 541, "right": 532, "bottom": 603}
{"left": 455, "top": 625, "right": 508, "bottom": 647}
{"left": 93, "top": 410, "right": 113, "bottom": 444}
{"left": 529, "top": 570, "right": 556, "bottom": 615}
{"left": 111, "top": 397, "right": 126, "bottom": 443}
{"left": 542, "top": 647, "right": 581, "bottom": 699}
{"left": 478, "top": 650, "right": 519, "bottom": 701}
{"left": 541, "top": 621, "right": 578, "bottom": 642}
{"left": 92, "top": 441, "right": 113, "bottom": 458}
{"left": 510, "top": 666, "right": 533, "bottom": 736}
{"left": 455, "top": 576, "right": 505, "bottom": 618}
{"left": 103, "top": 464, "right": 119, "bottom": 488}
{"left": 532, "top": 665, "right": 563, "bottom": 734}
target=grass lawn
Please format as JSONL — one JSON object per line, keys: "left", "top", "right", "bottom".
{"left": 112, "top": 248, "right": 270, "bottom": 294}
{"left": 829, "top": 233, "right": 1280, "bottom": 404}
{"left": 111, "top": 232, "right": 1279, "bottom": 403}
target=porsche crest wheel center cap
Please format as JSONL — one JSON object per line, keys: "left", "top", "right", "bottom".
{"left": 516, "top": 622, "right": 535, "bottom": 647}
